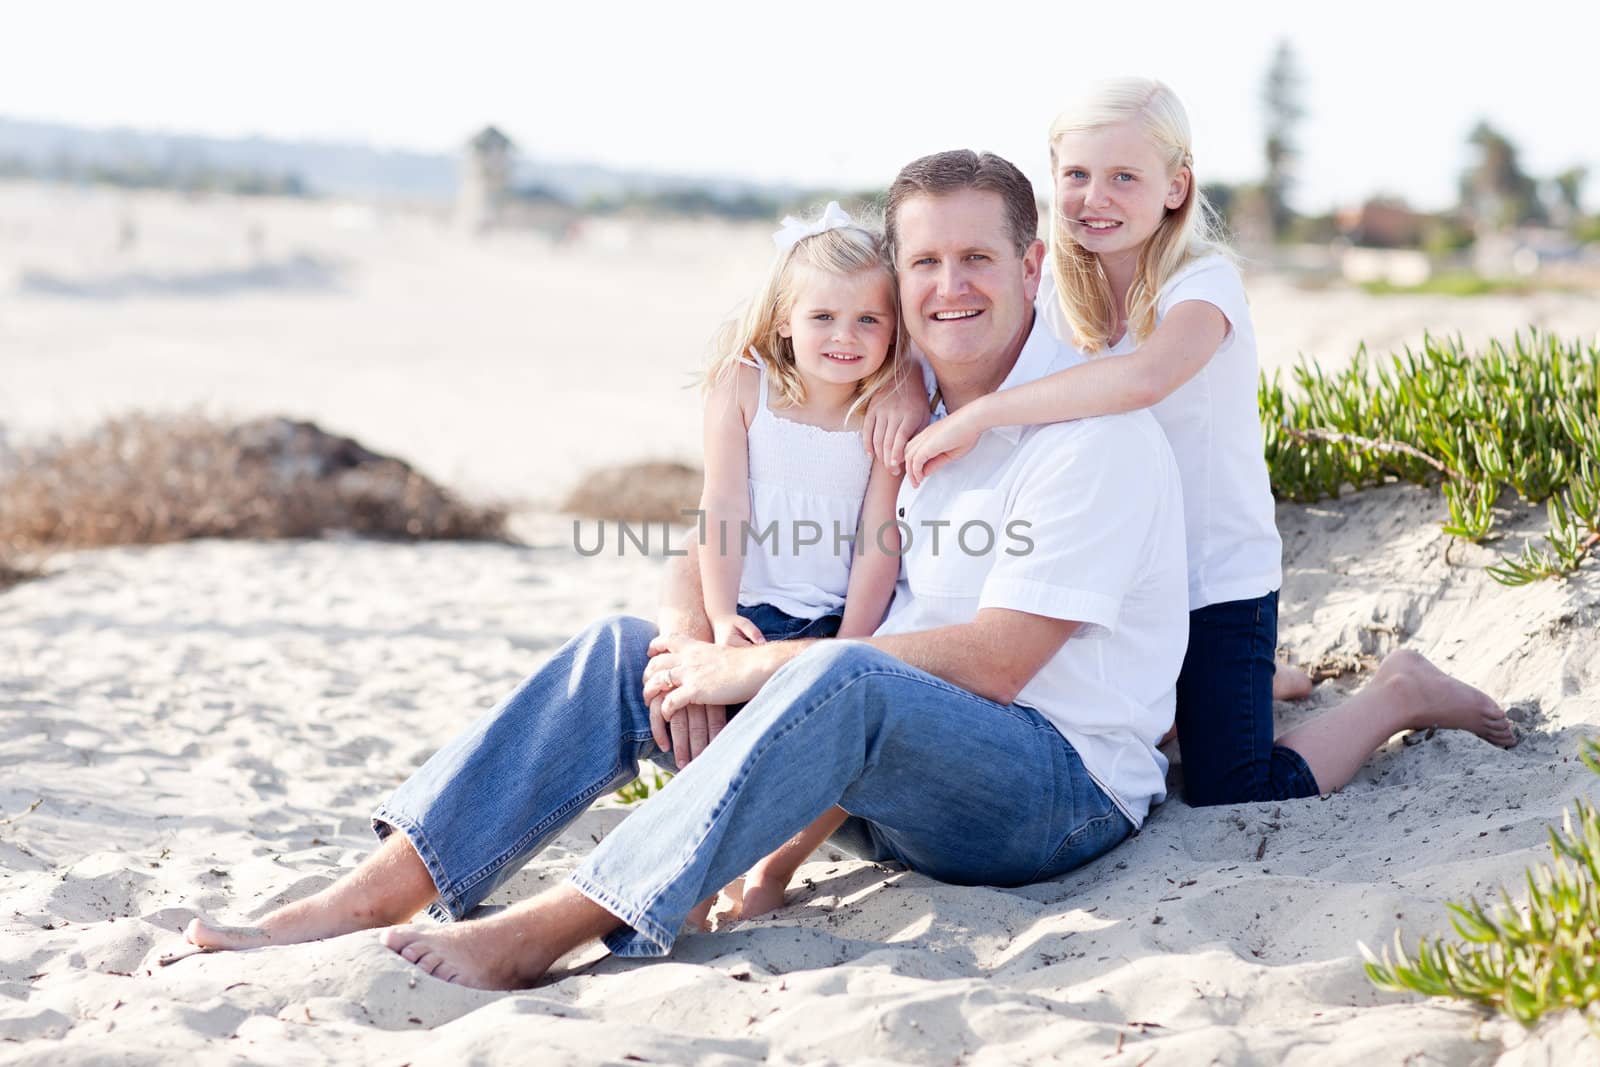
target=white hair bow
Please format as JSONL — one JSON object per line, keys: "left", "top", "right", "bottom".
{"left": 771, "top": 200, "right": 855, "bottom": 251}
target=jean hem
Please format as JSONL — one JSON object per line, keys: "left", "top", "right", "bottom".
{"left": 1276, "top": 744, "right": 1322, "bottom": 798}
{"left": 568, "top": 873, "right": 675, "bottom": 957}
{"left": 371, "top": 804, "right": 461, "bottom": 922}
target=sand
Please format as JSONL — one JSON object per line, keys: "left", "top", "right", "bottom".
{"left": 3, "top": 181, "right": 1599, "bottom": 1064}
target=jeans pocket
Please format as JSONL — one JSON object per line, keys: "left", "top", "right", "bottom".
{"left": 1033, "top": 809, "right": 1132, "bottom": 882}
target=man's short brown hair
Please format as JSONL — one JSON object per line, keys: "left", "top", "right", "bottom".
{"left": 885, "top": 150, "right": 1039, "bottom": 261}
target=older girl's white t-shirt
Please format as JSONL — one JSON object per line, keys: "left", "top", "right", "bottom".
{"left": 1036, "top": 254, "right": 1282, "bottom": 610}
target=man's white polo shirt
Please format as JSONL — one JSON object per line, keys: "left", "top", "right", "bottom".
{"left": 875, "top": 317, "right": 1188, "bottom": 826}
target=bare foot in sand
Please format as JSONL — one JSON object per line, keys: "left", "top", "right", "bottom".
{"left": 1273, "top": 662, "right": 1313, "bottom": 701}
{"left": 685, "top": 894, "right": 716, "bottom": 933}
{"left": 185, "top": 892, "right": 405, "bottom": 952}
{"left": 1380, "top": 649, "right": 1516, "bottom": 747}
{"left": 380, "top": 885, "right": 619, "bottom": 990}
{"left": 381, "top": 918, "right": 557, "bottom": 990}
{"left": 734, "top": 868, "right": 789, "bottom": 921}
{"left": 1278, "top": 648, "right": 1514, "bottom": 795}
{"left": 185, "top": 832, "right": 438, "bottom": 952}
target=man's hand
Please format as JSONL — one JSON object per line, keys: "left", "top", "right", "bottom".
{"left": 647, "top": 690, "right": 727, "bottom": 770}
{"left": 645, "top": 633, "right": 772, "bottom": 716}
{"left": 904, "top": 404, "right": 982, "bottom": 487}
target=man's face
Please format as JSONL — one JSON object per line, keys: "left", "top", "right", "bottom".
{"left": 893, "top": 188, "right": 1043, "bottom": 372}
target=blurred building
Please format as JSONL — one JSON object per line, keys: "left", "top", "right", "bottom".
{"left": 1336, "top": 198, "right": 1427, "bottom": 249}
{"left": 458, "top": 126, "right": 513, "bottom": 232}
{"left": 456, "top": 125, "right": 577, "bottom": 238}
{"left": 1473, "top": 227, "right": 1585, "bottom": 277}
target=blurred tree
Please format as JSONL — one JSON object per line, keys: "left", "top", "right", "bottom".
{"left": 1261, "top": 39, "right": 1306, "bottom": 241}
{"left": 1285, "top": 211, "right": 1339, "bottom": 244}
{"left": 1201, "top": 180, "right": 1237, "bottom": 229}
{"left": 1547, "top": 165, "right": 1587, "bottom": 228}
{"left": 1421, "top": 216, "right": 1475, "bottom": 258}
{"left": 1201, "top": 180, "right": 1270, "bottom": 246}
{"left": 1460, "top": 121, "right": 1543, "bottom": 230}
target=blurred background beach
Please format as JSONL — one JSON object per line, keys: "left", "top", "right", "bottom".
{"left": 3, "top": 0, "right": 1596, "bottom": 508}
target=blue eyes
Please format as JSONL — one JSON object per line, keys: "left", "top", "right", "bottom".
{"left": 911, "top": 254, "right": 988, "bottom": 267}
{"left": 1062, "top": 170, "right": 1135, "bottom": 182}
{"left": 812, "top": 314, "right": 884, "bottom": 325}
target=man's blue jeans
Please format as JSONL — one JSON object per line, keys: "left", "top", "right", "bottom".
{"left": 373, "top": 614, "right": 1132, "bottom": 957}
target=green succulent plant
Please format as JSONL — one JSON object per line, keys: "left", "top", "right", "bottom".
{"left": 1261, "top": 330, "right": 1600, "bottom": 584}
{"left": 1363, "top": 740, "right": 1600, "bottom": 1027}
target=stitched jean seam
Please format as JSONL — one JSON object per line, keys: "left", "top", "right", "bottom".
{"left": 397, "top": 725, "right": 656, "bottom": 919}
{"left": 1031, "top": 808, "right": 1128, "bottom": 882}
{"left": 585, "top": 655, "right": 1020, "bottom": 948}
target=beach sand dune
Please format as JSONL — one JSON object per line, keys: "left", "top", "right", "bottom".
{"left": 3, "top": 493, "right": 1597, "bottom": 1064}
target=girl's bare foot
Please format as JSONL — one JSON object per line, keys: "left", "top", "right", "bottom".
{"left": 734, "top": 868, "right": 790, "bottom": 920}
{"left": 1380, "top": 649, "right": 1516, "bottom": 747}
{"left": 1273, "top": 662, "right": 1313, "bottom": 701}
{"left": 685, "top": 880, "right": 745, "bottom": 931}
{"left": 685, "top": 895, "right": 715, "bottom": 932}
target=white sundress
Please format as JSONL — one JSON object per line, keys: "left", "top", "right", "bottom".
{"left": 733, "top": 358, "right": 873, "bottom": 620}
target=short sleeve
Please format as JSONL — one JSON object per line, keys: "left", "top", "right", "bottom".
{"left": 977, "top": 419, "right": 1164, "bottom": 638}
{"left": 1158, "top": 255, "right": 1247, "bottom": 341}
{"left": 1035, "top": 262, "right": 1071, "bottom": 345}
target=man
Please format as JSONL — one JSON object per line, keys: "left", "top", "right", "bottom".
{"left": 185, "top": 150, "right": 1190, "bottom": 989}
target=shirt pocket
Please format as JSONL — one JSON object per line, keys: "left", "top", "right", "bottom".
{"left": 907, "top": 488, "right": 1006, "bottom": 599}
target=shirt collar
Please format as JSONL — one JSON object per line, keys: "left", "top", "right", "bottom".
{"left": 928, "top": 312, "right": 1077, "bottom": 445}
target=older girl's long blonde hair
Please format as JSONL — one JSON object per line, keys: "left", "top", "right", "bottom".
{"left": 706, "top": 207, "right": 903, "bottom": 415}
{"left": 1048, "top": 77, "right": 1230, "bottom": 353}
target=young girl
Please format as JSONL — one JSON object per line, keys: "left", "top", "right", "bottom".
{"left": 685, "top": 201, "right": 904, "bottom": 922}
{"left": 896, "top": 78, "right": 1514, "bottom": 806}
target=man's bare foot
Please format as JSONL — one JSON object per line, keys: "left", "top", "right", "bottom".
{"left": 185, "top": 885, "right": 418, "bottom": 951}
{"left": 183, "top": 919, "right": 275, "bottom": 952}
{"left": 380, "top": 885, "right": 621, "bottom": 990}
{"left": 1273, "top": 662, "right": 1313, "bottom": 701}
{"left": 1378, "top": 649, "right": 1516, "bottom": 748}
{"left": 185, "top": 832, "right": 439, "bottom": 952}
{"left": 381, "top": 918, "right": 557, "bottom": 990}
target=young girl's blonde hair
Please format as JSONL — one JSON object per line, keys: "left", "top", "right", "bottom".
{"left": 1048, "top": 77, "right": 1230, "bottom": 353}
{"left": 706, "top": 206, "right": 903, "bottom": 415}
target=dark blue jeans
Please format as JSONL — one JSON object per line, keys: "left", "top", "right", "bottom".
{"left": 1174, "top": 590, "right": 1320, "bottom": 806}
{"left": 736, "top": 602, "right": 841, "bottom": 643}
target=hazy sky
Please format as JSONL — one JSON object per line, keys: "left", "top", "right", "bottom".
{"left": 8, "top": 0, "right": 1596, "bottom": 212}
